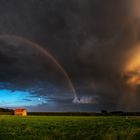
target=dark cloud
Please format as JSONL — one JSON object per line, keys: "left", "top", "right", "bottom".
{"left": 0, "top": 0, "right": 140, "bottom": 111}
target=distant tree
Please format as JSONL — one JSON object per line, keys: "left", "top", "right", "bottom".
{"left": 0, "top": 108, "right": 13, "bottom": 112}
{"left": 101, "top": 110, "right": 107, "bottom": 114}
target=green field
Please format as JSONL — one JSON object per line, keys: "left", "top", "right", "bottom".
{"left": 0, "top": 116, "right": 140, "bottom": 140}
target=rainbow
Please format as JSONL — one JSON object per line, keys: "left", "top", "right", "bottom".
{"left": 0, "top": 34, "right": 77, "bottom": 98}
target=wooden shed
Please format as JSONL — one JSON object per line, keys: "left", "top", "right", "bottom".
{"left": 14, "top": 108, "right": 27, "bottom": 116}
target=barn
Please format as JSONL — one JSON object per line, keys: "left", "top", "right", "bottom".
{"left": 14, "top": 108, "right": 27, "bottom": 116}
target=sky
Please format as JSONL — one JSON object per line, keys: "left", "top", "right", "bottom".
{"left": 0, "top": 0, "right": 140, "bottom": 111}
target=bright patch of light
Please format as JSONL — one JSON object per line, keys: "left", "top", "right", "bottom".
{"left": 0, "top": 89, "right": 47, "bottom": 107}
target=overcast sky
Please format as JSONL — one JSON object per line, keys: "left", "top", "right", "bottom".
{"left": 0, "top": 0, "right": 140, "bottom": 112}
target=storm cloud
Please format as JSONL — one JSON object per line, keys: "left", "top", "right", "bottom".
{"left": 0, "top": 0, "right": 140, "bottom": 111}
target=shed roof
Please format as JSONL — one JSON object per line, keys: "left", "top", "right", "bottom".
{"left": 15, "top": 109, "right": 27, "bottom": 112}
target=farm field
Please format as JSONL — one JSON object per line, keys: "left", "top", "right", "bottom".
{"left": 0, "top": 116, "right": 140, "bottom": 140}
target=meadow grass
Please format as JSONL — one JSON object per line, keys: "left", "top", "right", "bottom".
{"left": 0, "top": 116, "right": 140, "bottom": 140}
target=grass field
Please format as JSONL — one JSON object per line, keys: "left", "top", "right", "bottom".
{"left": 0, "top": 116, "right": 140, "bottom": 140}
